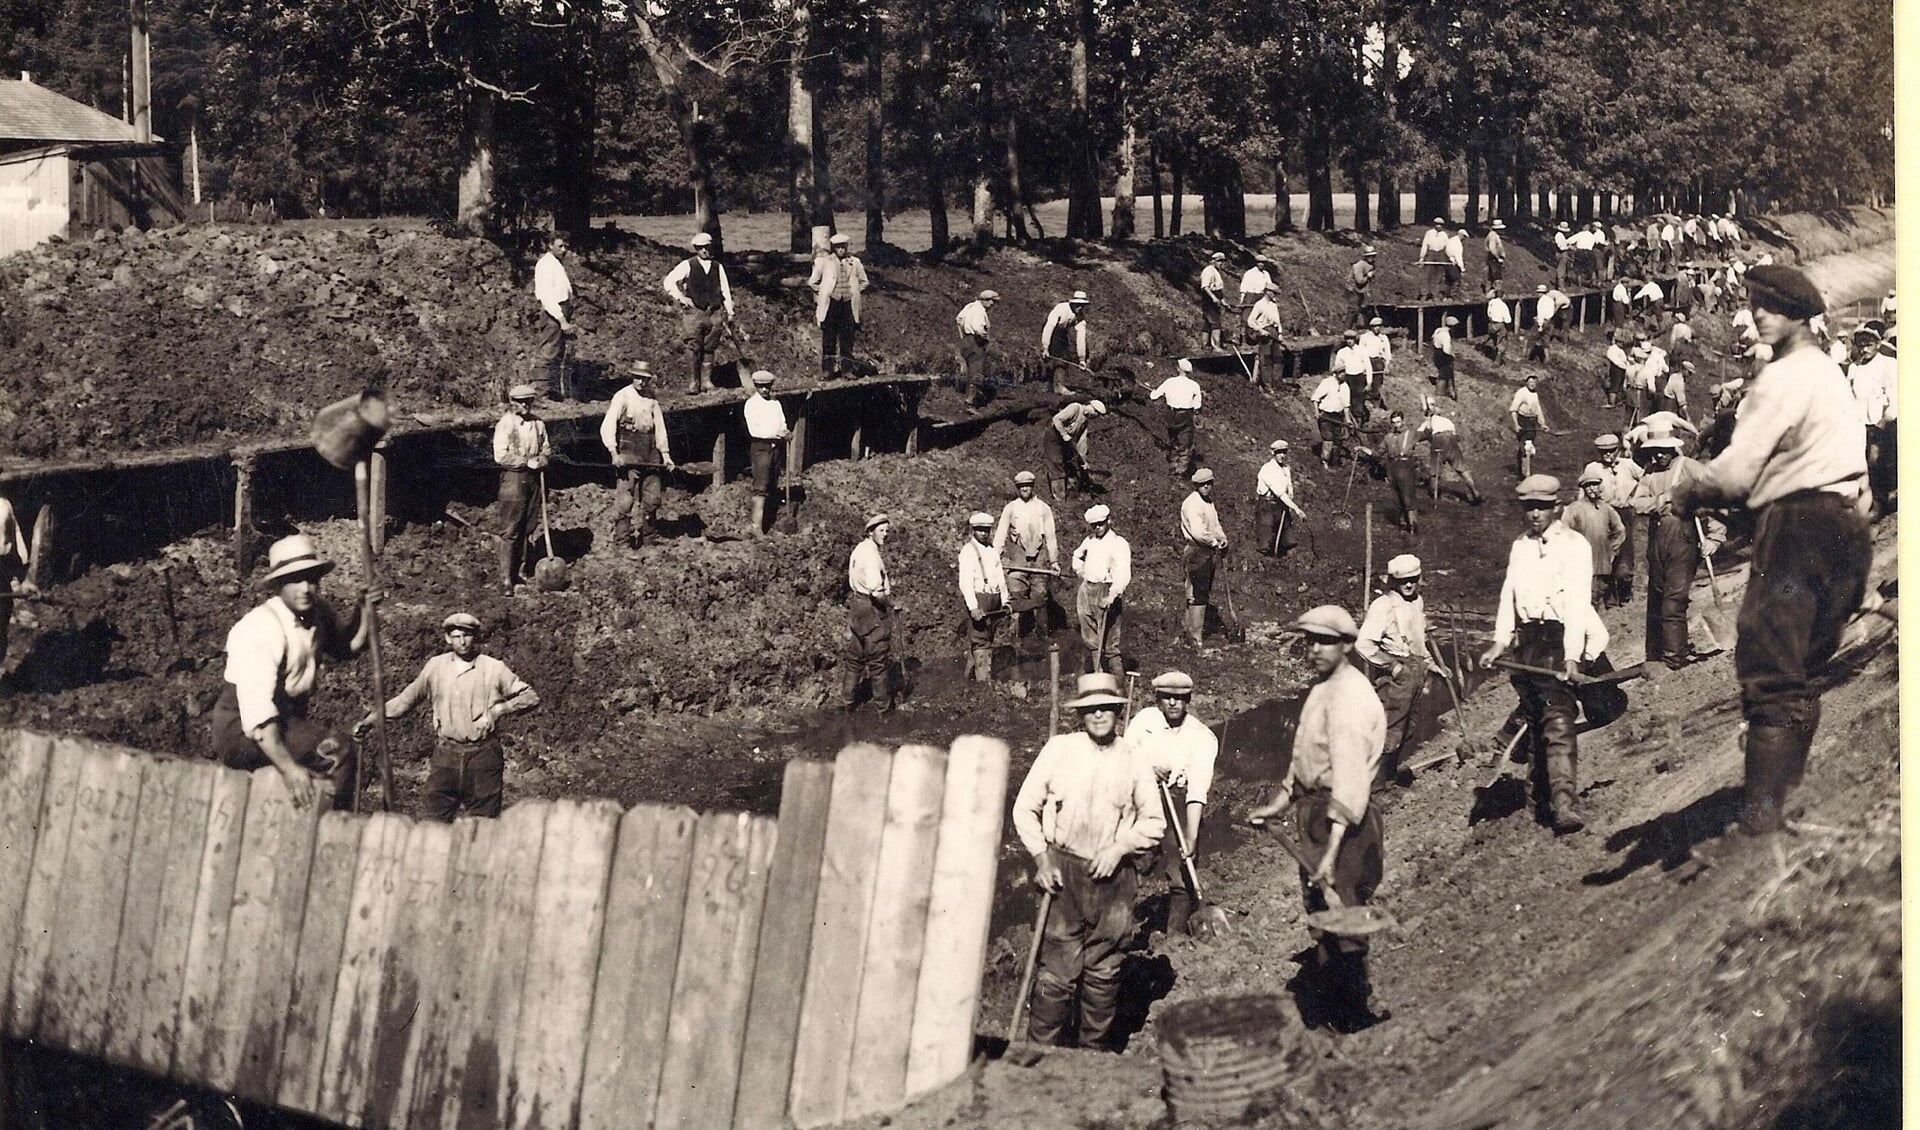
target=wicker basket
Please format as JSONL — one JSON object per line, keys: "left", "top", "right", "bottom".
{"left": 1157, "top": 994, "right": 1311, "bottom": 1126}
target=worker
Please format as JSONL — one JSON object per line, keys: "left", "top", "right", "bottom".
{"left": 1245, "top": 286, "right": 1286, "bottom": 387}
{"left": 1357, "top": 555, "right": 1428, "bottom": 783}
{"left": 1444, "top": 224, "right": 1466, "bottom": 294}
{"left": 1529, "top": 285, "right": 1555, "bottom": 362}
{"left": 1126, "top": 670, "right": 1218, "bottom": 937}
{"left": 809, "top": 233, "right": 869, "bottom": 379}
{"left": 742, "top": 370, "right": 792, "bottom": 535}
{"left": 1634, "top": 277, "right": 1666, "bottom": 326}
{"left": 1012, "top": 672, "right": 1164, "bottom": 1050}
{"left": 0, "top": 489, "right": 36, "bottom": 670}
{"left": 532, "top": 231, "right": 576, "bottom": 400}
{"left": 1179, "top": 468, "right": 1229, "bottom": 648}
{"left": 958, "top": 511, "right": 1009, "bottom": 683}
{"left": 1657, "top": 360, "right": 1693, "bottom": 418}
{"left": 1508, "top": 374, "right": 1549, "bottom": 476}
{"left": 1199, "top": 252, "right": 1228, "bottom": 350}
{"left": 356, "top": 612, "right": 539, "bottom": 820}
{"left": 994, "top": 470, "right": 1061, "bottom": 646}
{"left": 1479, "top": 474, "right": 1593, "bottom": 834}
{"left": 1484, "top": 219, "right": 1508, "bottom": 285}
{"left": 1255, "top": 440, "right": 1306, "bottom": 558}
{"left": 1570, "top": 221, "right": 1601, "bottom": 285}
{"left": 493, "top": 384, "right": 552, "bottom": 596}
{"left": 1546, "top": 285, "right": 1572, "bottom": 342}
{"left": 1150, "top": 358, "right": 1204, "bottom": 476}
{"left": 1418, "top": 400, "right": 1483, "bottom": 505}
{"left": 1624, "top": 409, "right": 1697, "bottom": 453}
{"left": 1844, "top": 321, "right": 1898, "bottom": 516}
{"left": 1610, "top": 277, "right": 1633, "bottom": 328}
{"left": 1308, "top": 369, "right": 1352, "bottom": 469}
{"left": 1377, "top": 410, "right": 1422, "bottom": 534}
{"left": 1587, "top": 434, "right": 1642, "bottom": 605}
{"left": 1237, "top": 254, "right": 1275, "bottom": 308}
{"left": 1347, "top": 247, "right": 1377, "bottom": 327}
{"left": 600, "top": 361, "right": 675, "bottom": 550}
{"left": 1603, "top": 331, "right": 1631, "bottom": 409}
{"left": 1416, "top": 218, "right": 1450, "bottom": 300}
{"left": 955, "top": 289, "right": 998, "bottom": 408}
{"left": 1429, "top": 316, "right": 1459, "bottom": 401}
{"left": 1041, "top": 290, "right": 1092, "bottom": 393}
{"left": 845, "top": 514, "right": 899, "bottom": 713}
{"left": 1486, "top": 286, "right": 1512, "bottom": 363}
{"left": 1046, "top": 398, "right": 1106, "bottom": 499}
{"left": 1629, "top": 429, "right": 1705, "bottom": 668}
{"left": 1562, "top": 470, "right": 1627, "bottom": 608}
{"left": 1070, "top": 504, "right": 1131, "bottom": 677}
{"left": 663, "top": 232, "right": 736, "bottom": 394}
{"left": 1246, "top": 605, "right": 1389, "bottom": 1032}
{"left": 212, "top": 534, "right": 373, "bottom": 812}
{"left": 1359, "top": 316, "right": 1393, "bottom": 398}
{"left": 1553, "top": 221, "right": 1572, "bottom": 287}
{"left": 1669, "top": 311, "right": 1695, "bottom": 362}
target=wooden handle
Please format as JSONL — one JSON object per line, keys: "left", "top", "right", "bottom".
{"left": 1007, "top": 890, "right": 1053, "bottom": 1045}
{"left": 1262, "top": 823, "right": 1344, "bottom": 909}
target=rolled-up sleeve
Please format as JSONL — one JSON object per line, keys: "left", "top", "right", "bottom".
{"left": 1327, "top": 683, "right": 1384, "bottom": 825}
{"left": 1121, "top": 762, "right": 1168, "bottom": 852}
{"left": 493, "top": 662, "right": 539, "bottom": 713}
{"left": 1012, "top": 743, "right": 1058, "bottom": 858}
{"left": 224, "top": 614, "right": 285, "bottom": 733}
{"left": 1185, "top": 732, "right": 1219, "bottom": 806}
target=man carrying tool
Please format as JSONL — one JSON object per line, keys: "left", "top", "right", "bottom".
{"left": 1529, "top": 285, "right": 1555, "bottom": 362}
{"left": 1587, "top": 434, "right": 1643, "bottom": 604}
{"left": 356, "top": 612, "right": 539, "bottom": 820}
{"left": 1245, "top": 286, "right": 1286, "bottom": 387}
{"left": 1041, "top": 290, "right": 1093, "bottom": 393}
{"left": 1486, "top": 286, "right": 1513, "bottom": 363}
{"left": 1479, "top": 474, "right": 1593, "bottom": 835}
{"left": 493, "top": 384, "right": 552, "bottom": 596}
{"left": 662, "top": 232, "right": 736, "bottom": 394}
{"left": 1359, "top": 316, "right": 1393, "bottom": 399}
{"left": 958, "top": 511, "right": 1009, "bottom": 684}
{"left": 1308, "top": 369, "right": 1352, "bottom": 469}
{"left": 1255, "top": 440, "right": 1306, "bottom": 559}
{"left": 1335, "top": 330, "right": 1373, "bottom": 422}
{"left": 600, "top": 361, "right": 675, "bottom": 550}
{"left": 994, "top": 470, "right": 1060, "bottom": 645}
{"left": 1672, "top": 264, "right": 1871, "bottom": 843}
{"left": 1046, "top": 398, "right": 1106, "bottom": 500}
{"left": 1237, "top": 254, "right": 1275, "bottom": 308}
{"left": 1508, "top": 374, "right": 1550, "bottom": 476}
{"left": 1485, "top": 219, "right": 1507, "bottom": 285}
{"left": 1563, "top": 470, "right": 1627, "bottom": 609}
{"left": 532, "top": 231, "right": 576, "bottom": 401}
{"left": 1430, "top": 316, "right": 1459, "bottom": 400}
{"left": 1246, "top": 605, "right": 1388, "bottom": 1032}
{"left": 1416, "top": 218, "right": 1450, "bottom": 300}
{"left": 1179, "top": 468, "right": 1229, "bottom": 648}
{"left": 1199, "top": 252, "right": 1228, "bottom": 350}
{"left": 213, "top": 534, "right": 373, "bottom": 811}
{"left": 1357, "top": 556, "right": 1428, "bottom": 785}
{"left": 845, "top": 514, "right": 900, "bottom": 713}
{"left": 1417, "top": 400, "right": 1483, "bottom": 505}
{"left": 1347, "top": 247, "right": 1377, "bottom": 327}
{"left": 955, "top": 289, "right": 999, "bottom": 409}
{"left": 1380, "top": 410, "right": 1423, "bottom": 535}
{"left": 1629, "top": 429, "right": 1706, "bottom": 669}
{"left": 1149, "top": 358, "right": 1205, "bottom": 476}
{"left": 1012, "top": 673, "right": 1164, "bottom": 1050}
{"left": 808, "top": 233, "right": 869, "bottom": 379}
{"left": 744, "top": 370, "right": 791, "bottom": 536}
{"left": 1071, "top": 504, "right": 1131, "bottom": 677}
{"left": 1126, "top": 671, "right": 1218, "bottom": 937}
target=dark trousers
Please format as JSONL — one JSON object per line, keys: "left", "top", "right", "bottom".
{"left": 682, "top": 307, "right": 727, "bottom": 388}
{"left": 210, "top": 686, "right": 356, "bottom": 809}
{"left": 749, "top": 439, "right": 780, "bottom": 497}
{"left": 1292, "top": 783, "right": 1384, "bottom": 1030}
{"left": 959, "top": 335, "right": 989, "bottom": 403}
{"left": 1386, "top": 459, "right": 1420, "bottom": 529}
{"left": 1164, "top": 407, "right": 1196, "bottom": 473}
{"left": 1644, "top": 514, "right": 1699, "bottom": 662}
{"left": 1609, "top": 504, "right": 1637, "bottom": 600}
{"left": 1255, "top": 499, "right": 1296, "bottom": 557}
{"left": 1736, "top": 492, "right": 1870, "bottom": 731}
{"left": 1510, "top": 622, "right": 1578, "bottom": 815}
{"left": 536, "top": 312, "right": 571, "bottom": 399}
{"left": 1867, "top": 422, "right": 1897, "bottom": 513}
{"left": 1029, "top": 851, "right": 1138, "bottom": 1048}
{"left": 1146, "top": 795, "right": 1195, "bottom": 935}
{"left": 1076, "top": 584, "right": 1123, "bottom": 676}
{"left": 1431, "top": 353, "right": 1455, "bottom": 399}
{"left": 845, "top": 592, "right": 895, "bottom": 704}
{"left": 1183, "top": 545, "right": 1216, "bottom": 607}
{"left": 821, "top": 299, "right": 858, "bottom": 374}
{"left": 496, "top": 470, "right": 542, "bottom": 587}
{"left": 1371, "top": 657, "right": 1426, "bottom": 775}
{"left": 610, "top": 466, "right": 664, "bottom": 544}
{"left": 424, "top": 735, "right": 504, "bottom": 821}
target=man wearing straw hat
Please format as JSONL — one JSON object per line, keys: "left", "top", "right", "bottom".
{"left": 1012, "top": 672, "right": 1165, "bottom": 1048}
{"left": 743, "top": 370, "right": 791, "bottom": 536}
{"left": 662, "top": 231, "right": 736, "bottom": 394}
{"left": 1254, "top": 440, "right": 1306, "bottom": 558}
{"left": 1071, "top": 504, "right": 1131, "bottom": 677}
{"left": 1178, "top": 468, "right": 1228, "bottom": 648}
{"left": 809, "top": 232, "right": 869, "bottom": 379}
{"left": 355, "top": 612, "right": 539, "bottom": 820}
{"left": 1041, "top": 290, "right": 1093, "bottom": 393}
{"left": 600, "top": 361, "right": 675, "bottom": 550}
{"left": 1247, "top": 605, "right": 1388, "bottom": 1031}
{"left": 1484, "top": 219, "right": 1507, "bottom": 285}
{"left": 1358, "top": 556, "right": 1428, "bottom": 784}
{"left": 958, "top": 511, "right": 1008, "bottom": 683}
{"left": 994, "top": 470, "right": 1060, "bottom": 645}
{"left": 213, "top": 534, "right": 375, "bottom": 812}
{"left": 493, "top": 384, "right": 552, "bottom": 596}
{"left": 845, "top": 514, "right": 900, "bottom": 712}
{"left": 1127, "top": 670, "right": 1218, "bottom": 936}
{"left": 1198, "top": 252, "right": 1229, "bottom": 350}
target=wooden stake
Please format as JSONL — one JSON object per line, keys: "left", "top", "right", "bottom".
{"left": 368, "top": 442, "right": 389, "bottom": 556}
{"left": 1361, "top": 502, "right": 1372, "bottom": 612}
{"left": 232, "top": 455, "right": 256, "bottom": 576}
{"left": 1047, "top": 645, "right": 1061, "bottom": 739}
{"left": 354, "top": 461, "right": 394, "bottom": 811}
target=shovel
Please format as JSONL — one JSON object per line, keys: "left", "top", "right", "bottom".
{"left": 1693, "top": 516, "right": 1733, "bottom": 653}
{"left": 776, "top": 470, "right": 801, "bottom": 534}
{"left": 533, "top": 472, "right": 570, "bottom": 591}
{"left": 1218, "top": 552, "right": 1248, "bottom": 643}
{"left": 1262, "top": 823, "right": 1395, "bottom": 939}
{"left": 1159, "top": 779, "right": 1230, "bottom": 941}
{"left": 1004, "top": 889, "right": 1054, "bottom": 1067}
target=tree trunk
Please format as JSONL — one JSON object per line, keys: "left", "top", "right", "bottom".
{"left": 1004, "top": 110, "right": 1031, "bottom": 242}
{"left": 1273, "top": 155, "right": 1293, "bottom": 233}
{"left": 1376, "top": 18, "right": 1400, "bottom": 229}
{"left": 1109, "top": 101, "right": 1136, "bottom": 242}
{"left": 551, "top": 1, "right": 598, "bottom": 232}
{"left": 1200, "top": 155, "right": 1246, "bottom": 240}
{"left": 454, "top": 0, "right": 500, "bottom": 234}
{"left": 1350, "top": 164, "right": 1369, "bottom": 233}
{"left": 1576, "top": 187, "right": 1594, "bottom": 222}
{"left": 788, "top": 0, "right": 833, "bottom": 253}
{"left": 1463, "top": 147, "right": 1480, "bottom": 227}
{"left": 1514, "top": 151, "right": 1532, "bottom": 221}
{"left": 1536, "top": 184, "right": 1551, "bottom": 220}
{"left": 1306, "top": 154, "right": 1334, "bottom": 233}
{"left": 1413, "top": 168, "right": 1448, "bottom": 224}
{"left": 1486, "top": 142, "right": 1509, "bottom": 220}
{"left": 864, "top": 10, "right": 885, "bottom": 248}
{"left": 1554, "top": 188, "right": 1573, "bottom": 223}
{"left": 1170, "top": 149, "right": 1183, "bottom": 236}
{"left": 1065, "top": 0, "right": 1101, "bottom": 239}
{"left": 1149, "top": 135, "right": 1164, "bottom": 238}
{"left": 1599, "top": 191, "right": 1613, "bottom": 219}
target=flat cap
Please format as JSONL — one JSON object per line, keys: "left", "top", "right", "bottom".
{"left": 1013, "top": 470, "right": 1037, "bottom": 485}
{"left": 1151, "top": 670, "right": 1196, "bottom": 695}
{"left": 967, "top": 510, "right": 994, "bottom": 528}
{"left": 1594, "top": 433, "right": 1622, "bottom": 451}
{"left": 980, "top": 289, "right": 1000, "bottom": 301}
{"left": 1343, "top": 328, "right": 1359, "bottom": 339}
{"left": 829, "top": 232, "right": 850, "bottom": 245}
{"left": 507, "top": 383, "right": 539, "bottom": 401}
{"left": 865, "top": 513, "right": 891, "bottom": 533}
{"left": 1362, "top": 246, "right": 1378, "bottom": 257}
{"left": 1515, "top": 473, "right": 1561, "bottom": 502}
{"left": 1746, "top": 265, "right": 1825, "bottom": 320}
{"left": 1578, "top": 468, "right": 1604, "bottom": 487}
{"left": 442, "top": 612, "right": 483, "bottom": 632}
{"left": 1177, "top": 358, "right": 1195, "bottom": 373}
{"left": 691, "top": 232, "right": 714, "bottom": 247}
{"left": 1209, "top": 251, "right": 1226, "bottom": 261}
{"left": 1369, "top": 316, "right": 1384, "bottom": 327}
{"left": 1269, "top": 439, "right": 1290, "bottom": 453}
{"left": 750, "top": 369, "right": 776, "bottom": 386}
{"left": 1191, "top": 467, "right": 1216, "bottom": 485}
{"left": 1084, "top": 504, "right": 1112, "bottom": 524}
{"left": 1293, "top": 604, "right": 1359, "bottom": 641}
{"left": 1385, "top": 553, "right": 1422, "bottom": 580}
{"left": 1088, "top": 399, "right": 1108, "bottom": 415}
{"left": 1444, "top": 316, "right": 1460, "bottom": 326}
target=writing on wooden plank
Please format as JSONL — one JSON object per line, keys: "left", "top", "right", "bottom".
{"left": 41, "top": 743, "right": 144, "bottom": 1055}
{"left": 275, "top": 811, "right": 362, "bottom": 1113}
{"left": 0, "top": 731, "right": 53, "bottom": 1018}
{"left": 127, "top": 762, "right": 216, "bottom": 1076}
{"left": 362, "top": 819, "right": 455, "bottom": 1129}
{"left": 9, "top": 737, "right": 89, "bottom": 1039}
{"left": 173, "top": 767, "right": 253, "bottom": 1078}
{"left": 104, "top": 759, "right": 186, "bottom": 1067}
{"left": 403, "top": 817, "right": 495, "bottom": 1130}
{"left": 316, "top": 811, "right": 411, "bottom": 1125}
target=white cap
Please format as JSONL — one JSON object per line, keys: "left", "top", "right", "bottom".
{"left": 1385, "top": 554, "right": 1422, "bottom": 580}
{"left": 1176, "top": 358, "right": 1194, "bottom": 374}
{"left": 691, "top": 232, "right": 714, "bottom": 247}
{"left": 1088, "top": 400, "right": 1108, "bottom": 415}
{"left": 1085, "top": 504, "right": 1111, "bottom": 524}
{"left": 967, "top": 511, "right": 994, "bottom": 529}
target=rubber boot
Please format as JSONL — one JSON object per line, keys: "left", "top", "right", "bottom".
{"left": 969, "top": 648, "right": 992, "bottom": 682}
{"left": 1540, "top": 711, "right": 1583, "bottom": 833}
{"left": 687, "top": 352, "right": 704, "bottom": 395}
{"left": 749, "top": 496, "right": 766, "bottom": 537}
{"left": 1740, "top": 723, "right": 1810, "bottom": 835}
{"left": 842, "top": 667, "right": 866, "bottom": 713}
{"left": 498, "top": 537, "right": 519, "bottom": 597}
{"left": 1185, "top": 605, "right": 1206, "bottom": 648}
{"left": 611, "top": 515, "right": 632, "bottom": 550}
{"left": 877, "top": 665, "right": 899, "bottom": 715}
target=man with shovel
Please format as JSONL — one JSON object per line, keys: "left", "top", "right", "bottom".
{"left": 1040, "top": 290, "right": 1093, "bottom": 393}
{"left": 600, "top": 361, "right": 675, "bottom": 549}
{"left": 1046, "top": 398, "right": 1106, "bottom": 500}
{"left": 1246, "top": 605, "right": 1389, "bottom": 1032}
{"left": 1127, "top": 671, "right": 1219, "bottom": 937}
{"left": 1254, "top": 440, "right": 1305, "bottom": 559}
{"left": 957, "top": 512, "right": 1008, "bottom": 684}
{"left": 1357, "top": 555, "right": 1429, "bottom": 785}
{"left": 994, "top": 470, "right": 1060, "bottom": 646}
{"left": 743, "top": 370, "right": 791, "bottom": 536}
{"left": 493, "top": 384, "right": 552, "bottom": 597}
{"left": 1628, "top": 428, "right": 1707, "bottom": 668}
{"left": 1012, "top": 672, "right": 1165, "bottom": 1049}
{"left": 1178, "top": 468, "right": 1228, "bottom": 648}
{"left": 1070, "top": 504, "right": 1131, "bottom": 678}
{"left": 845, "top": 514, "right": 900, "bottom": 713}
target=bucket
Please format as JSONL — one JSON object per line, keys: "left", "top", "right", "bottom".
{"left": 1157, "top": 995, "right": 1313, "bottom": 1126}
{"left": 312, "top": 391, "right": 392, "bottom": 469}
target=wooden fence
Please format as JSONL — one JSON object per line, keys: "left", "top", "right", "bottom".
{"left": 0, "top": 729, "right": 1010, "bottom": 1129}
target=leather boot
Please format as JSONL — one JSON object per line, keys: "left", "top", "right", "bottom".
{"left": 842, "top": 667, "right": 866, "bottom": 713}
{"left": 611, "top": 515, "right": 632, "bottom": 549}
{"left": 498, "top": 537, "right": 519, "bottom": 596}
{"left": 877, "top": 665, "right": 899, "bottom": 715}
{"left": 970, "top": 648, "right": 992, "bottom": 682}
{"left": 1740, "top": 723, "right": 1809, "bottom": 835}
{"left": 1540, "top": 711, "right": 1583, "bottom": 833}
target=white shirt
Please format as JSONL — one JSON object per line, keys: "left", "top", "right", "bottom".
{"left": 1357, "top": 591, "right": 1427, "bottom": 667}
{"left": 1487, "top": 297, "right": 1512, "bottom": 325}
{"left": 1535, "top": 295, "right": 1556, "bottom": 323}
{"left": 956, "top": 299, "right": 992, "bottom": 338}
{"left": 743, "top": 392, "right": 789, "bottom": 440}
{"left": 1419, "top": 228, "right": 1450, "bottom": 261}
{"left": 1687, "top": 341, "right": 1869, "bottom": 510}
{"left": 1606, "top": 343, "right": 1630, "bottom": 369}
{"left": 1310, "top": 375, "right": 1351, "bottom": 415}
{"left": 1590, "top": 456, "right": 1643, "bottom": 508}
{"left": 1359, "top": 329, "right": 1392, "bottom": 362}
{"left": 492, "top": 411, "right": 551, "bottom": 470}
{"left": 1151, "top": 374, "right": 1204, "bottom": 410}
{"left": 1445, "top": 232, "right": 1465, "bottom": 268}
{"left": 1336, "top": 344, "right": 1370, "bottom": 376}
{"left": 1491, "top": 522, "right": 1593, "bottom": 658}
{"left": 1635, "top": 281, "right": 1664, "bottom": 304}
{"left": 1127, "top": 707, "right": 1219, "bottom": 805}
{"left": 994, "top": 497, "right": 1059, "bottom": 565}
{"left": 957, "top": 538, "right": 1007, "bottom": 617}
{"left": 1509, "top": 387, "right": 1543, "bottom": 418}
{"left": 1071, "top": 531, "right": 1131, "bottom": 598}
{"left": 1247, "top": 298, "right": 1283, "bottom": 336}
{"left": 1012, "top": 732, "right": 1163, "bottom": 860}
{"left": 848, "top": 538, "right": 890, "bottom": 598}
{"left": 0, "top": 498, "right": 24, "bottom": 564}
{"left": 1570, "top": 230, "right": 1597, "bottom": 251}
{"left": 600, "top": 385, "right": 670, "bottom": 460}
{"left": 1237, "top": 267, "right": 1273, "bottom": 300}
{"left": 1256, "top": 459, "right": 1299, "bottom": 505}
{"left": 1431, "top": 326, "right": 1454, "bottom": 356}
{"left": 1849, "top": 352, "right": 1896, "bottom": 425}
{"left": 1179, "top": 491, "right": 1227, "bottom": 548}
{"left": 1611, "top": 281, "right": 1630, "bottom": 303}
{"left": 224, "top": 597, "right": 347, "bottom": 732}
{"left": 1553, "top": 231, "right": 1570, "bottom": 251}
{"left": 1199, "top": 264, "right": 1226, "bottom": 297}
{"left": 534, "top": 252, "right": 572, "bottom": 322}
{"left": 1041, "top": 302, "right": 1088, "bottom": 356}
{"left": 661, "top": 257, "right": 735, "bottom": 317}
{"left": 1287, "top": 663, "right": 1385, "bottom": 825}
{"left": 1418, "top": 414, "right": 1457, "bottom": 438}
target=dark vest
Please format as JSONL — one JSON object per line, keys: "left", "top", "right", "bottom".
{"left": 684, "top": 259, "right": 725, "bottom": 309}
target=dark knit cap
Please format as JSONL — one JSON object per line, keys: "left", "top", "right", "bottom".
{"left": 1745, "top": 265, "right": 1825, "bottom": 320}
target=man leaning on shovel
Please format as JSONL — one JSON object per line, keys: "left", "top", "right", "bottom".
{"left": 1126, "top": 670, "right": 1219, "bottom": 937}
{"left": 1071, "top": 504, "right": 1131, "bottom": 677}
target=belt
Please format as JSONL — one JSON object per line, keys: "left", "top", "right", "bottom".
{"left": 438, "top": 733, "right": 491, "bottom": 745}
{"left": 749, "top": 436, "right": 781, "bottom": 445}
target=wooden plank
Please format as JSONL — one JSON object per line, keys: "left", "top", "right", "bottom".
{"left": 653, "top": 812, "right": 779, "bottom": 1130}
{"left": 7, "top": 735, "right": 86, "bottom": 1038}
{"left": 905, "top": 736, "right": 1011, "bottom": 1098}
{"left": 124, "top": 761, "right": 215, "bottom": 1076}
{"left": 786, "top": 742, "right": 895, "bottom": 1129}
{"left": 275, "top": 811, "right": 363, "bottom": 1114}
{"left": 171, "top": 766, "right": 252, "bottom": 1078}
{"left": 733, "top": 760, "right": 835, "bottom": 1130}
{"left": 509, "top": 799, "right": 621, "bottom": 1130}
{"left": 316, "top": 812, "right": 411, "bottom": 1125}
{"left": 578, "top": 805, "right": 698, "bottom": 1130}
{"left": 441, "top": 799, "right": 549, "bottom": 1130}
{"left": 362, "top": 819, "right": 455, "bottom": 1130}
{"left": 104, "top": 758, "right": 181, "bottom": 1066}
{"left": 404, "top": 817, "right": 496, "bottom": 1130}
{"left": 844, "top": 744, "right": 949, "bottom": 1119}
{"left": 0, "top": 731, "right": 53, "bottom": 1016}
{"left": 40, "top": 742, "right": 143, "bottom": 1055}
{"left": 213, "top": 767, "right": 328, "bottom": 1101}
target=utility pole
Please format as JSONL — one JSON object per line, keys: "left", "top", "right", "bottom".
{"left": 130, "top": 0, "right": 152, "bottom": 141}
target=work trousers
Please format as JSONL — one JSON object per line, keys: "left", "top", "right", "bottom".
{"left": 1419, "top": 262, "right": 1447, "bottom": 297}
{"left": 1029, "top": 851, "right": 1138, "bottom": 1049}
{"left": 1045, "top": 431, "right": 1084, "bottom": 498}
{"left": 1005, "top": 549, "right": 1051, "bottom": 614}
{"left": 1370, "top": 656, "right": 1427, "bottom": 777}
{"left": 210, "top": 688, "right": 357, "bottom": 810}
{"left": 1254, "top": 500, "right": 1296, "bottom": 557}
{"left": 1644, "top": 513, "right": 1699, "bottom": 663}
{"left": 1735, "top": 491, "right": 1870, "bottom": 732}
{"left": 959, "top": 335, "right": 989, "bottom": 403}
{"left": 610, "top": 465, "right": 664, "bottom": 544}
{"left": 1201, "top": 296, "right": 1225, "bottom": 331}
{"left": 536, "top": 312, "right": 572, "bottom": 399}
{"left": 1183, "top": 545, "right": 1216, "bottom": 608}
{"left": 1510, "top": 622, "right": 1579, "bottom": 815}
{"left": 749, "top": 439, "right": 780, "bottom": 497}
{"left": 962, "top": 592, "right": 1003, "bottom": 647}
{"left": 1431, "top": 353, "right": 1455, "bottom": 399}
{"left": 1386, "top": 458, "right": 1420, "bottom": 529}
{"left": 1868, "top": 422, "right": 1897, "bottom": 513}
{"left": 1485, "top": 254, "right": 1504, "bottom": 285}
{"left": 821, "top": 299, "right": 858, "bottom": 375}
{"left": 1292, "top": 784, "right": 1384, "bottom": 963}
{"left": 1164, "top": 407, "right": 1196, "bottom": 474}
{"left": 846, "top": 593, "right": 895, "bottom": 704}
{"left": 424, "top": 735, "right": 504, "bottom": 821}
{"left": 682, "top": 307, "right": 727, "bottom": 387}
{"left": 1144, "top": 787, "right": 1196, "bottom": 935}
{"left": 496, "top": 470, "right": 543, "bottom": 588}
{"left": 1076, "top": 583, "right": 1124, "bottom": 677}
{"left": 1609, "top": 504, "right": 1637, "bottom": 601}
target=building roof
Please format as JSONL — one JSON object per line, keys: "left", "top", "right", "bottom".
{"left": 0, "top": 79, "right": 145, "bottom": 144}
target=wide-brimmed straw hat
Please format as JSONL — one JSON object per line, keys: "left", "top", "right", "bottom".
{"left": 261, "top": 534, "right": 335, "bottom": 587}
{"left": 1064, "top": 673, "right": 1129, "bottom": 710}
